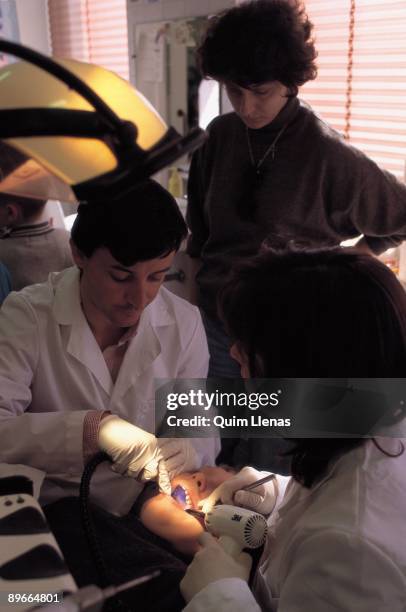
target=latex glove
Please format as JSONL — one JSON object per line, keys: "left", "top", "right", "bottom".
{"left": 98, "top": 415, "right": 171, "bottom": 494}
{"left": 180, "top": 532, "right": 252, "bottom": 603}
{"left": 157, "top": 438, "right": 199, "bottom": 478}
{"left": 199, "top": 466, "right": 277, "bottom": 515}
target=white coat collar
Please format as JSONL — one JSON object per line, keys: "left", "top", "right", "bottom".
{"left": 51, "top": 267, "right": 113, "bottom": 395}
{"left": 51, "top": 267, "right": 177, "bottom": 398}
{"left": 51, "top": 267, "right": 176, "bottom": 329}
{"left": 51, "top": 266, "right": 82, "bottom": 325}
{"left": 111, "top": 290, "right": 178, "bottom": 400}
{"left": 276, "top": 437, "right": 401, "bottom": 519}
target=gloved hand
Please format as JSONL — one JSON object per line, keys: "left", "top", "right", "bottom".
{"left": 98, "top": 415, "right": 171, "bottom": 494}
{"left": 199, "top": 466, "right": 278, "bottom": 515}
{"left": 157, "top": 438, "right": 199, "bottom": 478}
{"left": 180, "top": 532, "right": 252, "bottom": 603}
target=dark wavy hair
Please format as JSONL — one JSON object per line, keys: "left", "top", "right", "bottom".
{"left": 197, "top": 0, "right": 317, "bottom": 94}
{"left": 219, "top": 246, "right": 406, "bottom": 486}
{"left": 71, "top": 179, "right": 187, "bottom": 265}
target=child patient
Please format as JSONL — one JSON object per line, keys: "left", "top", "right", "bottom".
{"left": 138, "top": 466, "right": 234, "bottom": 556}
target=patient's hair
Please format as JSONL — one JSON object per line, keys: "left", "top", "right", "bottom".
{"left": 0, "top": 194, "right": 47, "bottom": 221}
{"left": 71, "top": 179, "right": 187, "bottom": 264}
{"left": 219, "top": 246, "right": 406, "bottom": 486}
{"left": 197, "top": 0, "right": 317, "bottom": 94}
{"left": 0, "top": 142, "right": 47, "bottom": 222}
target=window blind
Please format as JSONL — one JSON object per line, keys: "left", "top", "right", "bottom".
{"left": 300, "top": 0, "right": 406, "bottom": 180}
{"left": 48, "top": 0, "right": 129, "bottom": 81}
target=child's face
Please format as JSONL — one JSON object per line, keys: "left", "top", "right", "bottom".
{"left": 171, "top": 466, "right": 233, "bottom": 510}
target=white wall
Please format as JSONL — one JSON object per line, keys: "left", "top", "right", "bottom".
{"left": 127, "top": 0, "right": 235, "bottom": 85}
{"left": 14, "top": 0, "right": 50, "bottom": 53}
{"left": 127, "top": 0, "right": 234, "bottom": 24}
{"left": 168, "top": 40, "right": 187, "bottom": 135}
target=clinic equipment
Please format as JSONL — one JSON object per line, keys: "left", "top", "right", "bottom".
{"left": 0, "top": 463, "right": 159, "bottom": 612}
{"left": 187, "top": 505, "right": 267, "bottom": 557}
{"left": 240, "top": 473, "right": 276, "bottom": 492}
{"left": 171, "top": 485, "right": 189, "bottom": 509}
{"left": 0, "top": 474, "right": 77, "bottom": 612}
{"left": 0, "top": 39, "right": 206, "bottom": 204}
{"left": 34, "top": 572, "right": 159, "bottom": 612}
{"left": 171, "top": 474, "right": 276, "bottom": 510}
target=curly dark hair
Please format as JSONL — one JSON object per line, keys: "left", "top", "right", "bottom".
{"left": 197, "top": 0, "right": 317, "bottom": 94}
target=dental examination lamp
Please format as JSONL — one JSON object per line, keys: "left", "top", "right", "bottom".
{"left": 0, "top": 39, "right": 207, "bottom": 204}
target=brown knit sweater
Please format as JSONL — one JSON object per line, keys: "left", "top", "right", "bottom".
{"left": 187, "top": 97, "right": 406, "bottom": 317}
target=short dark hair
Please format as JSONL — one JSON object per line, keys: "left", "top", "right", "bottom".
{"left": 0, "top": 194, "right": 47, "bottom": 218}
{"left": 198, "top": 0, "right": 317, "bottom": 94}
{"left": 71, "top": 179, "right": 187, "bottom": 265}
{"left": 219, "top": 247, "right": 406, "bottom": 486}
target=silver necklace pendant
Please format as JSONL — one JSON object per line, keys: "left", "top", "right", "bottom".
{"left": 0, "top": 226, "right": 12, "bottom": 239}
{"left": 246, "top": 123, "right": 288, "bottom": 175}
{"left": 248, "top": 164, "right": 261, "bottom": 182}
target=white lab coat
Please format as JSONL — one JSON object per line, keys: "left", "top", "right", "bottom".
{"left": 0, "top": 267, "right": 219, "bottom": 514}
{"left": 184, "top": 437, "right": 406, "bottom": 611}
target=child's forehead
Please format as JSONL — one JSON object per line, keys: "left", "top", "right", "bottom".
{"left": 202, "top": 465, "right": 235, "bottom": 475}
{"left": 171, "top": 466, "right": 235, "bottom": 483}
{"left": 201, "top": 466, "right": 220, "bottom": 476}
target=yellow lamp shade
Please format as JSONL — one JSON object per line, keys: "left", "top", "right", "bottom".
{"left": 0, "top": 58, "right": 167, "bottom": 190}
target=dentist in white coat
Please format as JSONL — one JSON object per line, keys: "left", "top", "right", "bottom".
{"left": 0, "top": 179, "right": 218, "bottom": 516}
{"left": 181, "top": 247, "right": 406, "bottom": 611}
